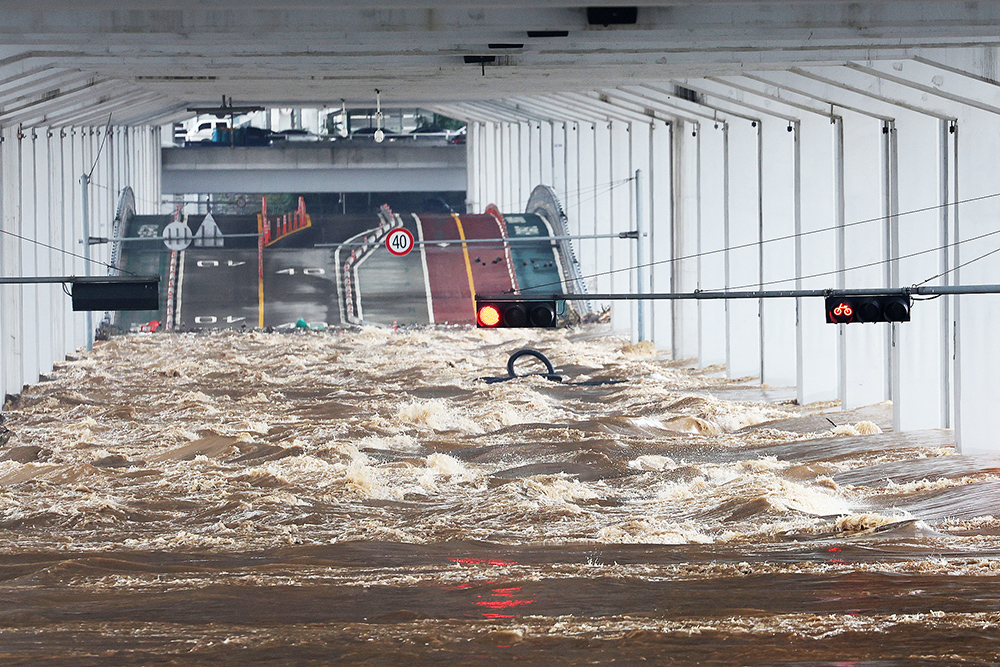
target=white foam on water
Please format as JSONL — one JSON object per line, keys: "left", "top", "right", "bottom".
{"left": 357, "top": 434, "right": 422, "bottom": 453}
{"left": 629, "top": 455, "right": 677, "bottom": 471}
{"left": 597, "top": 518, "right": 713, "bottom": 544}
{"left": 397, "top": 398, "right": 482, "bottom": 434}
{"left": 834, "top": 512, "right": 908, "bottom": 533}
{"left": 829, "top": 420, "right": 884, "bottom": 436}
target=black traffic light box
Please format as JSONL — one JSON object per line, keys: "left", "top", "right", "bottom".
{"left": 825, "top": 294, "right": 910, "bottom": 324}
{"left": 476, "top": 299, "right": 557, "bottom": 328}
{"left": 72, "top": 277, "right": 160, "bottom": 312}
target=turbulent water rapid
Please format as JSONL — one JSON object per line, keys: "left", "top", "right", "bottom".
{"left": 1, "top": 326, "right": 998, "bottom": 665}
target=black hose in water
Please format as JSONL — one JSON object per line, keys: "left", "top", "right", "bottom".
{"left": 506, "top": 348, "right": 556, "bottom": 378}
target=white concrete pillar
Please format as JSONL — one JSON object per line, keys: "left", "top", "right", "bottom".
{"left": 551, "top": 122, "right": 566, "bottom": 199}
{"left": 838, "top": 110, "right": 889, "bottom": 409}
{"left": 20, "top": 129, "right": 40, "bottom": 388}
{"left": 528, "top": 122, "right": 542, "bottom": 190}
{"left": 649, "top": 120, "right": 674, "bottom": 352}
{"left": 35, "top": 129, "right": 55, "bottom": 375}
{"left": 592, "top": 121, "right": 613, "bottom": 305}
{"left": 499, "top": 122, "right": 513, "bottom": 211}
{"left": 483, "top": 121, "right": 499, "bottom": 207}
{"left": 576, "top": 122, "right": 598, "bottom": 294}
{"left": 466, "top": 122, "right": 482, "bottom": 211}
{"left": 69, "top": 128, "right": 87, "bottom": 345}
{"left": 951, "top": 108, "right": 1000, "bottom": 456}
{"left": 724, "top": 118, "right": 762, "bottom": 380}
{"left": 795, "top": 114, "right": 839, "bottom": 405}
{"left": 563, "top": 121, "right": 581, "bottom": 239}
{"left": 891, "top": 112, "right": 950, "bottom": 431}
{"left": 698, "top": 121, "right": 727, "bottom": 368}
{"left": 759, "top": 117, "right": 798, "bottom": 387}
{"left": 539, "top": 121, "right": 553, "bottom": 189}
{"left": 672, "top": 120, "right": 701, "bottom": 362}
{"left": 517, "top": 122, "right": 532, "bottom": 211}
{"left": 629, "top": 121, "right": 652, "bottom": 343}
{"left": 609, "top": 120, "right": 632, "bottom": 334}
{"left": 0, "top": 124, "right": 21, "bottom": 401}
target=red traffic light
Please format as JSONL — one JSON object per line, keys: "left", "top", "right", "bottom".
{"left": 827, "top": 299, "right": 855, "bottom": 324}
{"left": 825, "top": 294, "right": 910, "bottom": 324}
{"left": 475, "top": 300, "right": 557, "bottom": 328}
{"left": 477, "top": 303, "right": 502, "bottom": 327}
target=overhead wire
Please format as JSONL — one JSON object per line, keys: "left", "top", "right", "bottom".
{"left": 519, "top": 189, "right": 1000, "bottom": 294}
{"left": 721, "top": 227, "right": 1000, "bottom": 292}
{"left": 913, "top": 243, "right": 1000, "bottom": 288}
{"left": 87, "top": 113, "right": 114, "bottom": 180}
{"left": 0, "top": 227, "right": 133, "bottom": 276}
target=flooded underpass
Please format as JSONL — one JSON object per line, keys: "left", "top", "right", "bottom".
{"left": 1, "top": 326, "right": 999, "bottom": 665}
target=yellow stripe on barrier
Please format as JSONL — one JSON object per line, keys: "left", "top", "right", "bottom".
{"left": 451, "top": 213, "right": 477, "bottom": 317}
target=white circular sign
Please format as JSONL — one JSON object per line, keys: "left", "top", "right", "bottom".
{"left": 162, "top": 221, "right": 192, "bottom": 251}
{"left": 385, "top": 228, "right": 414, "bottom": 256}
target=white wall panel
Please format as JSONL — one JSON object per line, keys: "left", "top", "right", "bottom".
{"left": 725, "top": 119, "right": 762, "bottom": 380}
{"left": 795, "top": 115, "right": 839, "bottom": 405}
{"left": 649, "top": 121, "right": 673, "bottom": 352}
{"left": 892, "top": 112, "right": 949, "bottom": 431}
{"left": 672, "top": 121, "right": 700, "bottom": 362}
{"left": 698, "top": 123, "right": 727, "bottom": 367}
{"left": 759, "top": 118, "right": 797, "bottom": 387}
{"left": 628, "top": 120, "right": 652, "bottom": 342}
{"left": 35, "top": 131, "right": 56, "bottom": 378}
{"left": 952, "top": 109, "right": 1000, "bottom": 456}
{"left": 839, "top": 110, "right": 888, "bottom": 409}
{"left": 0, "top": 125, "right": 21, "bottom": 402}
{"left": 609, "top": 120, "right": 632, "bottom": 335}
{"left": 517, "top": 122, "right": 531, "bottom": 211}
{"left": 592, "top": 121, "right": 613, "bottom": 306}
{"left": 576, "top": 123, "right": 598, "bottom": 296}
{"left": 20, "top": 131, "right": 39, "bottom": 389}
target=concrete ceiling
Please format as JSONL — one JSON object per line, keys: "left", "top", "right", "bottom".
{"left": 2, "top": 1, "right": 1000, "bottom": 126}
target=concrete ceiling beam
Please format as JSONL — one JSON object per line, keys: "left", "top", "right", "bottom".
{"left": 708, "top": 75, "right": 888, "bottom": 122}
{"left": 670, "top": 79, "right": 802, "bottom": 124}
{"left": 786, "top": 66, "right": 961, "bottom": 120}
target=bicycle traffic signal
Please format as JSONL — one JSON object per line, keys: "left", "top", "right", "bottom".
{"left": 825, "top": 294, "right": 910, "bottom": 324}
{"left": 476, "top": 299, "right": 557, "bottom": 328}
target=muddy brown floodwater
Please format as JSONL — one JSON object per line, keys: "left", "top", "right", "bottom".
{"left": 1, "top": 326, "right": 999, "bottom": 665}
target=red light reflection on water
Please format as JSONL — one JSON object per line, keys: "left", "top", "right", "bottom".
{"left": 450, "top": 557, "right": 519, "bottom": 567}
{"left": 474, "top": 586, "right": 535, "bottom": 618}
{"left": 448, "top": 558, "right": 536, "bottom": 619}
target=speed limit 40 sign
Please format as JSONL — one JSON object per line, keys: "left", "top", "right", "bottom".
{"left": 385, "top": 227, "right": 415, "bottom": 256}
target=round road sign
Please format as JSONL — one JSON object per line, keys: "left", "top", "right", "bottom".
{"left": 162, "top": 220, "right": 192, "bottom": 251}
{"left": 385, "top": 227, "right": 414, "bottom": 256}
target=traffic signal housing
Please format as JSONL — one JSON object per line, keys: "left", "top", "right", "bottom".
{"left": 71, "top": 277, "right": 160, "bottom": 311}
{"left": 825, "top": 294, "right": 910, "bottom": 324}
{"left": 476, "top": 299, "right": 557, "bottom": 328}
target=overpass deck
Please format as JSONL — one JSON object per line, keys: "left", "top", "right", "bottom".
{"left": 161, "top": 142, "right": 467, "bottom": 195}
